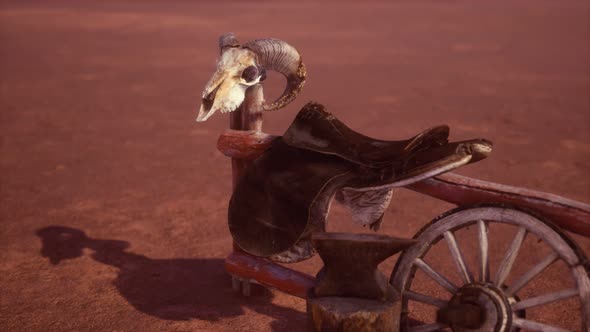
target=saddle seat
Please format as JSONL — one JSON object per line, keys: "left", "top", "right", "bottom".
{"left": 282, "top": 102, "right": 451, "bottom": 168}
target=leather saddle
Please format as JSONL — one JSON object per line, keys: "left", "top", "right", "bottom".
{"left": 229, "top": 102, "right": 492, "bottom": 263}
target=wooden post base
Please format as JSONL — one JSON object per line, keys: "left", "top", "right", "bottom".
{"left": 307, "top": 296, "right": 401, "bottom": 332}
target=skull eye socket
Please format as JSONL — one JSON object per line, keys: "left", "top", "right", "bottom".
{"left": 241, "top": 66, "right": 259, "bottom": 83}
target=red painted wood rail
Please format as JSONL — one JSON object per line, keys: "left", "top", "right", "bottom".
{"left": 225, "top": 252, "right": 315, "bottom": 299}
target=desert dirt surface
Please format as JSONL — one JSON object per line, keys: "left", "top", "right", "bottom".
{"left": 1, "top": 1, "right": 589, "bottom": 331}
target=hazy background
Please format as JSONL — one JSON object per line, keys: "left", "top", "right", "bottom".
{"left": 1, "top": 1, "right": 589, "bottom": 331}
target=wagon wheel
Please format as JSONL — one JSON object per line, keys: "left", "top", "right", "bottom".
{"left": 390, "top": 205, "right": 590, "bottom": 332}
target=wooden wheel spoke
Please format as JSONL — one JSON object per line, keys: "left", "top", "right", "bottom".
{"left": 404, "top": 290, "right": 447, "bottom": 308}
{"left": 512, "top": 288, "right": 579, "bottom": 311}
{"left": 408, "top": 322, "right": 448, "bottom": 332}
{"left": 512, "top": 317, "right": 572, "bottom": 332}
{"left": 494, "top": 226, "right": 527, "bottom": 287}
{"left": 477, "top": 220, "right": 489, "bottom": 283}
{"left": 506, "top": 251, "right": 559, "bottom": 295}
{"left": 443, "top": 231, "right": 473, "bottom": 284}
{"left": 414, "top": 258, "right": 459, "bottom": 294}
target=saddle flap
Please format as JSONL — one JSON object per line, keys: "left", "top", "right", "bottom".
{"left": 228, "top": 139, "right": 355, "bottom": 259}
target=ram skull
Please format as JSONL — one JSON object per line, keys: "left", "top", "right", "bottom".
{"left": 197, "top": 33, "right": 306, "bottom": 122}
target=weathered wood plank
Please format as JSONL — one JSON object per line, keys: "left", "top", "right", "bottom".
{"left": 409, "top": 173, "right": 590, "bottom": 237}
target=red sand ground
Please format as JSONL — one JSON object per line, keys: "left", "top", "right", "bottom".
{"left": 1, "top": 1, "right": 589, "bottom": 331}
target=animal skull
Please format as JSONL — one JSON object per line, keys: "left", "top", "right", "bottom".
{"left": 197, "top": 48, "right": 264, "bottom": 121}
{"left": 197, "top": 33, "right": 306, "bottom": 122}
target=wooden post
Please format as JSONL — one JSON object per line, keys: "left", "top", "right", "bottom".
{"left": 230, "top": 84, "right": 264, "bottom": 189}
{"left": 229, "top": 85, "right": 263, "bottom": 252}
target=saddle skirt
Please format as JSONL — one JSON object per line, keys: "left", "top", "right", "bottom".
{"left": 228, "top": 102, "right": 492, "bottom": 263}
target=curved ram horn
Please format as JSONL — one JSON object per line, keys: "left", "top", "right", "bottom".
{"left": 219, "top": 32, "right": 240, "bottom": 54}
{"left": 242, "top": 38, "right": 306, "bottom": 111}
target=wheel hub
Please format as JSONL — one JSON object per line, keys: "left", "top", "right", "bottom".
{"left": 437, "top": 284, "right": 512, "bottom": 332}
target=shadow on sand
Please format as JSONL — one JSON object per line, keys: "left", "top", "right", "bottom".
{"left": 36, "top": 226, "right": 305, "bottom": 330}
